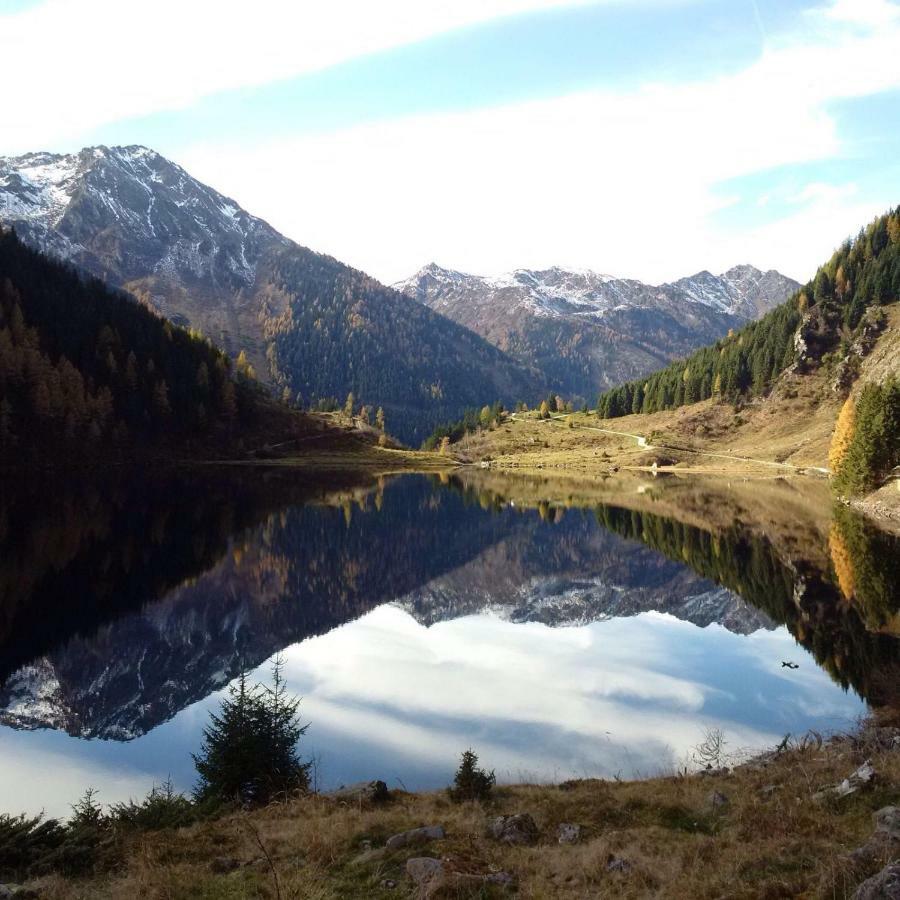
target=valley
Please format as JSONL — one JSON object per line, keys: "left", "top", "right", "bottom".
{"left": 2, "top": 4, "right": 900, "bottom": 898}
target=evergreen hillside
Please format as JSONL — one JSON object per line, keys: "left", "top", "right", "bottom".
{"left": 597, "top": 207, "right": 900, "bottom": 418}
{"left": 258, "top": 245, "right": 545, "bottom": 443}
{"left": 0, "top": 228, "right": 268, "bottom": 463}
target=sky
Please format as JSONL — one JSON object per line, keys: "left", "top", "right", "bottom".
{"left": 2, "top": 0, "right": 900, "bottom": 283}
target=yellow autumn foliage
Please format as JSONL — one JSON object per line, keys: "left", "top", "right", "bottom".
{"left": 828, "top": 524, "right": 855, "bottom": 601}
{"left": 828, "top": 394, "right": 856, "bottom": 473}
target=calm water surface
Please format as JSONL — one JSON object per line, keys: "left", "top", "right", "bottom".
{"left": 0, "top": 470, "right": 897, "bottom": 818}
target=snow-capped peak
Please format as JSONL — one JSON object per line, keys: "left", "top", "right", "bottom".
{"left": 0, "top": 144, "right": 286, "bottom": 290}
{"left": 395, "top": 261, "right": 799, "bottom": 321}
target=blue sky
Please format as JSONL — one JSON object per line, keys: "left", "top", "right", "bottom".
{"left": 3, "top": 0, "right": 899, "bottom": 282}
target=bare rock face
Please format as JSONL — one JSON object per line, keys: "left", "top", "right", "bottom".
{"left": 791, "top": 313, "right": 815, "bottom": 374}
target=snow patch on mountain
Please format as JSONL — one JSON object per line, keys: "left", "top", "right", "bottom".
{"left": 0, "top": 659, "right": 69, "bottom": 732}
{"left": 0, "top": 144, "right": 285, "bottom": 291}
{"left": 395, "top": 261, "right": 798, "bottom": 322}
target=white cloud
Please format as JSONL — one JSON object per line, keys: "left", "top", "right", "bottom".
{"left": 0, "top": 0, "right": 594, "bottom": 152}
{"left": 0, "top": 734, "right": 151, "bottom": 820}
{"left": 823, "top": 0, "right": 900, "bottom": 26}
{"left": 175, "top": 0, "right": 900, "bottom": 283}
{"left": 260, "top": 605, "right": 862, "bottom": 784}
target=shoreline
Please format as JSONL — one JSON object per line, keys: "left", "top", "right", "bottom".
{"left": 14, "top": 716, "right": 900, "bottom": 899}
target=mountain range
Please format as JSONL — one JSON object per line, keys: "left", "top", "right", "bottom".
{"left": 394, "top": 263, "right": 800, "bottom": 397}
{"left": 1, "top": 145, "right": 799, "bottom": 441}
{"left": 0, "top": 146, "right": 540, "bottom": 443}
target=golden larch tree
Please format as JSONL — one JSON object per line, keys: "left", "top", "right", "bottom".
{"left": 829, "top": 394, "right": 856, "bottom": 474}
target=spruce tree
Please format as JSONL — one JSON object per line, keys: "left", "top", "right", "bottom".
{"left": 448, "top": 749, "right": 495, "bottom": 802}
{"left": 193, "top": 658, "right": 310, "bottom": 806}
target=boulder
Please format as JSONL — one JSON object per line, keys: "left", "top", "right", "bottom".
{"left": 386, "top": 825, "right": 445, "bottom": 850}
{"left": 606, "top": 855, "right": 632, "bottom": 873}
{"left": 814, "top": 761, "right": 876, "bottom": 802}
{"left": 853, "top": 863, "right": 900, "bottom": 899}
{"left": 488, "top": 813, "right": 539, "bottom": 846}
{"left": 407, "top": 859, "right": 515, "bottom": 899}
{"left": 847, "top": 808, "right": 900, "bottom": 874}
{"left": 407, "top": 857, "right": 444, "bottom": 887}
{"left": 707, "top": 790, "right": 730, "bottom": 809}
{"left": 325, "top": 780, "right": 388, "bottom": 804}
{"left": 557, "top": 822, "right": 582, "bottom": 844}
{"left": 875, "top": 806, "right": 900, "bottom": 841}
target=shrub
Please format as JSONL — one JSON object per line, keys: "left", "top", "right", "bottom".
{"left": 109, "top": 779, "right": 196, "bottom": 831}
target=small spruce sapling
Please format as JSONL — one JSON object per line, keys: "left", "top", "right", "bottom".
{"left": 448, "top": 749, "right": 495, "bottom": 802}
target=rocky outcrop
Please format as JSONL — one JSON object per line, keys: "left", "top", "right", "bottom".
{"left": 488, "top": 813, "right": 540, "bottom": 846}
{"left": 854, "top": 863, "right": 900, "bottom": 899}
{"left": 406, "top": 857, "right": 514, "bottom": 899}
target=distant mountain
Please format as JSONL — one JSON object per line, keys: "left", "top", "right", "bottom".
{"left": 0, "top": 146, "right": 542, "bottom": 443}
{"left": 394, "top": 263, "right": 799, "bottom": 398}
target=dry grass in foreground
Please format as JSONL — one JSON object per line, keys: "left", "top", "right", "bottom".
{"left": 28, "top": 718, "right": 900, "bottom": 899}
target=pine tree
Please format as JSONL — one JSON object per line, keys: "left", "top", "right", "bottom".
{"left": 193, "top": 671, "right": 262, "bottom": 805}
{"left": 448, "top": 749, "right": 495, "bottom": 802}
{"left": 193, "top": 659, "right": 310, "bottom": 806}
{"left": 375, "top": 406, "right": 385, "bottom": 431}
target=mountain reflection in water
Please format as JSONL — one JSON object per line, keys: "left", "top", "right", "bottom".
{"left": 0, "top": 469, "right": 896, "bottom": 818}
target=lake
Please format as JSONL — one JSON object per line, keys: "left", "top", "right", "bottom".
{"left": 1, "top": 469, "right": 897, "bottom": 819}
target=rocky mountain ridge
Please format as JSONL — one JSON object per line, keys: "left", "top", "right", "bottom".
{"left": 395, "top": 262, "right": 800, "bottom": 398}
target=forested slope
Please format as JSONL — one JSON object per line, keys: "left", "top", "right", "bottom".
{"left": 597, "top": 207, "right": 900, "bottom": 418}
{"left": 0, "top": 229, "right": 297, "bottom": 463}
